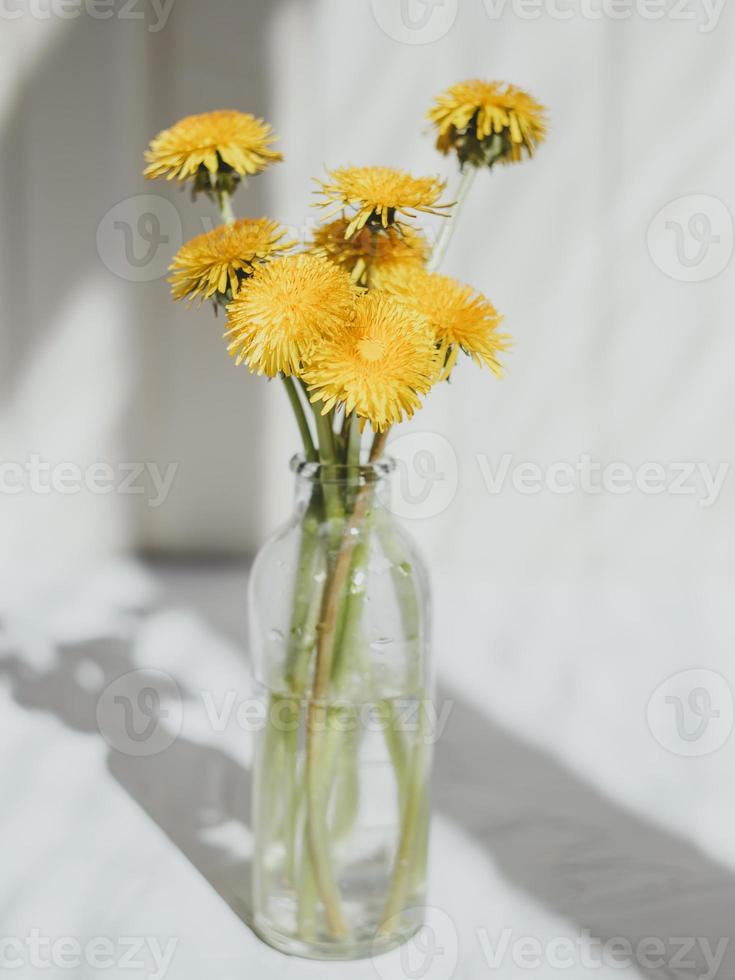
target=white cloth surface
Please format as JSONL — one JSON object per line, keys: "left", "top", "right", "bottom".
{"left": 2, "top": 560, "right": 733, "bottom": 980}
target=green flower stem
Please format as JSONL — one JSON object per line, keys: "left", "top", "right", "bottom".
{"left": 293, "top": 544, "right": 423, "bottom": 933}
{"left": 297, "top": 706, "right": 358, "bottom": 939}
{"left": 370, "top": 427, "right": 389, "bottom": 463}
{"left": 379, "top": 731, "right": 428, "bottom": 933}
{"left": 304, "top": 715, "right": 346, "bottom": 936}
{"left": 345, "top": 412, "right": 361, "bottom": 467}
{"left": 312, "top": 402, "right": 345, "bottom": 542}
{"left": 297, "top": 835, "right": 318, "bottom": 939}
{"left": 254, "top": 693, "right": 288, "bottom": 907}
{"left": 314, "top": 406, "right": 337, "bottom": 464}
{"left": 378, "top": 520, "right": 422, "bottom": 663}
{"left": 282, "top": 509, "right": 328, "bottom": 892}
{"left": 281, "top": 376, "right": 318, "bottom": 463}
{"left": 302, "top": 429, "right": 389, "bottom": 937}
{"left": 285, "top": 535, "right": 326, "bottom": 693}
{"left": 329, "top": 429, "right": 387, "bottom": 690}
{"left": 382, "top": 699, "right": 409, "bottom": 814}
{"left": 281, "top": 713, "right": 301, "bottom": 888}
{"left": 338, "top": 408, "right": 351, "bottom": 448}
{"left": 329, "top": 537, "right": 368, "bottom": 689}
{"left": 294, "top": 709, "right": 361, "bottom": 938}
{"left": 280, "top": 545, "right": 319, "bottom": 890}
{"left": 329, "top": 722, "right": 360, "bottom": 840}
{"left": 408, "top": 789, "right": 430, "bottom": 897}
{"left": 259, "top": 493, "right": 321, "bottom": 896}
{"left": 326, "top": 499, "right": 421, "bottom": 842}
{"left": 218, "top": 190, "right": 236, "bottom": 226}
{"left": 376, "top": 517, "right": 430, "bottom": 929}
{"left": 290, "top": 425, "right": 420, "bottom": 940}
{"left": 284, "top": 539, "right": 327, "bottom": 908}
{"left": 304, "top": 517, "right": 362, "bottom": 938}
{"left": 326, "top": 423, "right": 392, "bottom": 690}
{"left": 427, "top": 166, "right": 477, "bottom": 273}
{"left": 326, "top": 431, "right": 387, "bottom": 695}
{"left": 318, "top": 544, "right": 371, "bottom": 850}
{"left": 374, "top": 519, "right": 423, "bottom": 822}
{"left": 324, "top": 431, "right": 408, "bottom": 786}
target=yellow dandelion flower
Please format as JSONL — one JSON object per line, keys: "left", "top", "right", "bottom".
{"left": 315, "top": 166, "right": 451, "bottom": 238}
{"left": 144, "top": 110, "right": 283, "bottom": 197}
{"left": 169, "top": 218, "right": 294, "bottom": 304}
{"left": 310, "top": 218, "right": 429, "bottom": 287}
{"left": 381, "top": 266, "right": 509, "bottom": 380}
{"left": 428, "top": 80, "right": 547, "bottom": 169}
{"left": 302, "top": 291, "right": 438, "bottom": 432}
{"left": 225, "top": 253, "right": 357, "bottom": 378}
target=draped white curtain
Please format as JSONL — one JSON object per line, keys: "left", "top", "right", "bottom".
{"left": 2, "top": 6, "right": 735, "bottom": 972}
{"left": 1, "top": 0, "right": 733, "bottom": 583}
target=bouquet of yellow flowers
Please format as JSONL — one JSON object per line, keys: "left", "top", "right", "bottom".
{"left": 145, "top": 80, "right": 546, "bottom": 960}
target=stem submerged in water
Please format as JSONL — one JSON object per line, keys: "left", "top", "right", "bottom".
{"left": 379, "top": 734, "right": 427, "bottom": 932}
{"left": 302, "top": 427, "right": 392, "bottom": 937}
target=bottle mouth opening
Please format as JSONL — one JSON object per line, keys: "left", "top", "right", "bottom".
{"left": 290, "top": 453, "right": 396, "bottom": 485}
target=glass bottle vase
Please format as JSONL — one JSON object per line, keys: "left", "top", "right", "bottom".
{"left": 249, "top": 456, "right": 432, "bottom": 959}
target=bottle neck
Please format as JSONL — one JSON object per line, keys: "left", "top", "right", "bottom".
{"left": 291, "top": 455, "right": 394, "bottom": 521}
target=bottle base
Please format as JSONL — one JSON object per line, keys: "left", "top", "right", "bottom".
{"left": 252, "top": 915, "right": 423, "bottom": 961}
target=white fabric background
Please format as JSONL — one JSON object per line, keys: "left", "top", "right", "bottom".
{"left": 2, "top": 0, "right": 733, "bottom": 574}
{"left": 1, "top": 2, "right": 734, "bottom": 978}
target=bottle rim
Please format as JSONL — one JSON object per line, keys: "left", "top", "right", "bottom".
{"left": 290, "top": 453, "right": 396, "bottom": 485}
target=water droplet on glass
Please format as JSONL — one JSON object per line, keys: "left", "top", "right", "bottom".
{"left": 268, "top": 628, "right": 284, "bottom": 643}
{"left": 369, "top": 556, "right": 392, "bottom": 574}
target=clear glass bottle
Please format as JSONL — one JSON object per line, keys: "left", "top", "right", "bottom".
{"left": 249, "top": 456, "right": 432, "bottom": 959}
